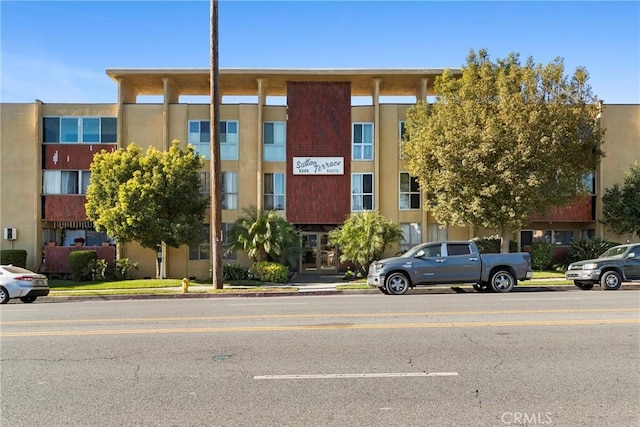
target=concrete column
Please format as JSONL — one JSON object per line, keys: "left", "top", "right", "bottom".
{"left": 256, "top": 78, "right": 265, "bottom": 210}
{"left": 373, "top": 78, "right": 381, "bottom": 210}
{"left": 418, "top": 78, "right": 429, "bottom": 103}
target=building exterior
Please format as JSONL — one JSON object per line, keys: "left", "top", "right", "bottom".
{"left": 1, "top": 68, "right": 638, "bottom": 279}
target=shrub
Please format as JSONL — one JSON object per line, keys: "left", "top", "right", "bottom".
{"left": 0, "top": 250, "right": 27, "bottom": 268}
{"left": 248, "top": 261, "right": 289, "bottom": 283}
{"left": 69, "top": 250, "right": 97, "bottom": 281}
{"left": 529, "top": 241, "right": 556, "bottom": 271}
{"left": 568, "top": 238, "right": 620, "bottom": 263}
{"left": 85, "top": 258, "right": 108, "bottom": 281}
{"left": 471, "top": 236, "right": 518, "bottom": 253}
{"left": 113, "top": 258, "right": 138, "bottom": 280}
{"left": 223, "top": 264, "right": 249, "bottom": 281}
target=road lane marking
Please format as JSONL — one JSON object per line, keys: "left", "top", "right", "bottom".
{"left": 2, "top": 318, "right": 638, "bottom": 337}
{"left": 503, "top": 298, "right": 582, "bottom": 301}
{"left": 2, "top": 308, "right": 638, "bottom": 325}
{"left": 254, "top": 372, "right": 459, "bottom": 380}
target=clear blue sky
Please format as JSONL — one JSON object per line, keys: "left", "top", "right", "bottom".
{"left": 1, "top": 0, "right": 639, "bottom": 104}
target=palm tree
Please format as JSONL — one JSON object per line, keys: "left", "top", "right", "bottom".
{"left": 228, "top": 206, "right": 302, "bottom": 269}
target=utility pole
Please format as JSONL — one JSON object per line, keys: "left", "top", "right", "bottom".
{"left": 210, "top": 0, "right": 223, "bottom": 288}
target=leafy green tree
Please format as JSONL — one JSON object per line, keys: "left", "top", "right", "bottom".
{"left": 227, "top": 206, "right": 301, "bottom": 269}
{"left": 403, "top": 49, "right": 604, "bottom": 252}
{"left": 328, "top": 210, "right": 403, "bottom": 274}
{"left": 85, "top": 141, "right": 208, "bottom": 276}
{"left": 601, "top": 162, "right": 640, "bottom": 240}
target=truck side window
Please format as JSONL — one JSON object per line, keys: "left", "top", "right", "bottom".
{"left": 447, "top": 244, "right": 471, "bottom": 256}
{"left": 423, "top": 246, "right": 441, "bottom": 257}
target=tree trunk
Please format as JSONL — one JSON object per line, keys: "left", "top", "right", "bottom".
{"left": 500, "top": 227, "right": 511, "bottom": 253}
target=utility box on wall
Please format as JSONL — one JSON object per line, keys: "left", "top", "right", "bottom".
{"left": 3, "top": 227, "right": 17, "bottom": 240}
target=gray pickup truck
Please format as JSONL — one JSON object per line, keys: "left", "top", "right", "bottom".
{"left": 367, "top": 240, "right": 533, "bottom": 295}
{"left": 565, "top": 243, "right": 640, "bottom": 290}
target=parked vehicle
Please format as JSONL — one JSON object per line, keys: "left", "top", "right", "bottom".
{"left": 0, "top": 265, "right": 50, "bottom": 304}
{"left": 565, "top": 243, "right": 640, "bottom": 290}
{"left": 367, "top": 241, "right": 533, "bottom": 295}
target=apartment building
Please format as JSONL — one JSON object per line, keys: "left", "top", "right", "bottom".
{"left": 1, "top": 68, "right": 638, "bottom": 279}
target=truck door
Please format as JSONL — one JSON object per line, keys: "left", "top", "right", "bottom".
{"left": 445, "top": 243, "right": 482, "bottom": 283}
{"left": 413, "top": 243, "right": 447, "bottom": 284}
{"left": 623, "top": 245, "right": 640, "bottom": 280}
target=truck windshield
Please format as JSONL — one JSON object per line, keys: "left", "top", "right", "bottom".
{"left": 600, "top": 246, "right": 629, "bottom": 258}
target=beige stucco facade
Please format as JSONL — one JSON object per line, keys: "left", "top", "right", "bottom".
{"left": 1, "top": 69, "right": 638, "bottom": 278}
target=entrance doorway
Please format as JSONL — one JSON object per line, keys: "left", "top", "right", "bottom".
{"left": 301, "top": 232, "right": 337, "bottom": 274}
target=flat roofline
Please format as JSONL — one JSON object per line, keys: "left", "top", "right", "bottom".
{"left": 106, "top": 68, "right": 461, "bottom": 98}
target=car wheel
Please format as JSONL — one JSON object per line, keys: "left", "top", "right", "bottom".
{"left": 0, "top": 287, "right": 9, "bottom": 304}
{"left": 600, "top": 271, "right": 622, "bottom": 290}
{"left": 473, "top": 282, "right": 492, "bottom": 293}
{"left": 385, "top": 272, "right": 410, "bottom": 295}
{"left": 573, "top": 281, "right": 594, "bottom": 290}
{"left": 490, "top": 270, "right": 515, "bottom": 293}
{"left": 20, "top": 296, "right": 37, "bottom": 303}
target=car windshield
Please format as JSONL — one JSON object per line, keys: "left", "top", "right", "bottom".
{"left": 599, "top": 246, "right": 629, "bottom": 258}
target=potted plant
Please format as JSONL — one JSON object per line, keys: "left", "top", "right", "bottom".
{"left": 74, "top": 237, "right": 85, "bottom": 246}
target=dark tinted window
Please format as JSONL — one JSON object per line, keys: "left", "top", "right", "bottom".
{"left": 447, "top": 244, "right": 471, "bottom": 256}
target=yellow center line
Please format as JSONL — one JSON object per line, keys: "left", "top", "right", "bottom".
{"left": 2, "top": 307, "right": 639, "bottom": 326}
{"left": 2, "top": 318, "right": 638, "bottom": 338}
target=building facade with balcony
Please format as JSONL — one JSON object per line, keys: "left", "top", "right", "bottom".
{"left": 1, "top": 68, "right": 638, "bottom": 279}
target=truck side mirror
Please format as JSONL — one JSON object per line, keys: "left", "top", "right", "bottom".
{"left": 627, "top": 252, "right": 636, "bottom": 259}
{"left": 415, "top": 250, "right": 425, "bottom": 258}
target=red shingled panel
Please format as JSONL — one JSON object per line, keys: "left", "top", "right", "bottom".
{"left": 43, "top": 144, "right": 116, "bottom": 169}
{"left": 529, "top": 195, "right": 594, "bottom": 222}
{"left": 44, "top": 196, "right": 89, "bottom": 221}
{"left": 286, "top": 82, "right": 351, "bottom": 224}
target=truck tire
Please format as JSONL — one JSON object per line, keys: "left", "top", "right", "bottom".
{"left": 573, "top": 281, "right": 594, "bottom": 290}
{"left": 600, "top": 271, "right": 622, "bottom": 290}
{"left": 490, "top": 270, "right": 515, "bottom": 293}
{"left": 385, "top": 272, "right": 410, "bottom": 295}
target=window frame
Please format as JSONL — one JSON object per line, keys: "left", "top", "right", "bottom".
{"left": 42, "top": 117, "right": 117, "bottom": 144}
{"left": 220, "top": 120, "right": 239, "bottom": 160}
{"left": 352, "top": 122, "right": 374, "bottom": 161}
{"left": 399, "top": 222, "right": 422, "bottom": 253}
{"left": 264, "top": 173, "right": 285, "bottom": 211}
{"left": 263, "top": 121, "right": 286, "bottom": 161}
{"left": 221, "top": 171, "right": 238, "bottom": 210}
{"left": 189, "top": 224, "right": 210, "bottom": 261}
{"left": 42, "top": 170, "right": 90, "bottom": 195}
{"left": 351, "top": 173, "right": 373, "bottom": 211}
{"left": 188, "top": 120, "right": 211, "bottom": 160}
{"left": 399, "top": 172, "right": 421, "bottom": 210}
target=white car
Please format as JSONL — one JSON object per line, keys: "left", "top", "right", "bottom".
{"left": 0, "top": 265, "right": 50, "bottom": 304}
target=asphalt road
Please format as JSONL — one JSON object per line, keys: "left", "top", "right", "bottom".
{"left": 1, "top": 291, "right": 639, "bottom": 427}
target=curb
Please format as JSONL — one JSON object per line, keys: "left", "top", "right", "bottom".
{"left": 38, "top": 283, "right": 640, "bottom": 303}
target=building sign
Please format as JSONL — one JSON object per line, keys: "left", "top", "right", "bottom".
{"left": 293, "top": 157, "right": 344, "bottom": 175}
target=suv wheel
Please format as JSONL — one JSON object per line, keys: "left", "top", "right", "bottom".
{"left": 600, "top": 271, "right": 622, "bottom": 290}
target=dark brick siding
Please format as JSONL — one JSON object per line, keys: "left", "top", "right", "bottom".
{"left": 286, "top": 82, "right": 351, "bottom": 224}
{"left": 43, "top": 144, "right": 116, "bottom": 169}
{"left": 44, "top": 196, "right": 89, "bottom": 221}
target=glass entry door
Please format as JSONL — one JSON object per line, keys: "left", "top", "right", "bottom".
{"left": 301, "top": 232, "right": 337, "bottom": 273}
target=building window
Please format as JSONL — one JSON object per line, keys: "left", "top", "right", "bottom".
{"left": 427, "top": 223, "right": 448, "bottom": 242}
{"left": 222, "top": 223, "right": 237, "bottom": 261}
{"left": 264, "top": 173, "right": 285, "bottom": 210}
{"left": 399, "top": 120, "right": 407, "bottom": 159}
{"left": 42, "top": 170, "right": 90, "bottom": 195}
{"left": 43, "top": 117, "right": 116, "bottom": 143}
{"left": 521, "top": 230, "right": 575, "bottom": 247}
{"left": 188, "top": 120, "right": 211, "bottom": 160}
{"left": 199, "top": 172, "right": 210, "bottom": 194}
{"left": 583, "top": 172, "right": 596, "bottom": 195}
{"left": 399, "top": 172, "right": 420, "bottom": 210}
{"left": 352, "top": 123, "right": 373, "bottom": 160}
{"left": 351, "top": 173, "right": 373, "bottom": 211}
{"left": 399, "top": 223, "right": 421, "bottom": 253}
{"left": 221, "top": 172, "right": 238, "bottom": 210}
{"left": 189, "top": 224, "right": 210, "bottom": 261}
{"left": 263, "top": 122, "right": 286, "bottom": 161}
{"left": 221, "top": 120, "right": 239, "bottom": 160}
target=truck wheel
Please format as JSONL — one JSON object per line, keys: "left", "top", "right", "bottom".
{"left": 600, "top": 271, "right": 622, "bottom": 290}
{"left": 573, "top": 281, "right": 594, "bottom": 290}
{"left": 385, "top": 272, "right": 409, "bottom": 295}
{"left": 473, "top": 282, "right": 491, "bottom": 293}
{"left": 490, "top": 270, "right": 515, "bottom": 293}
